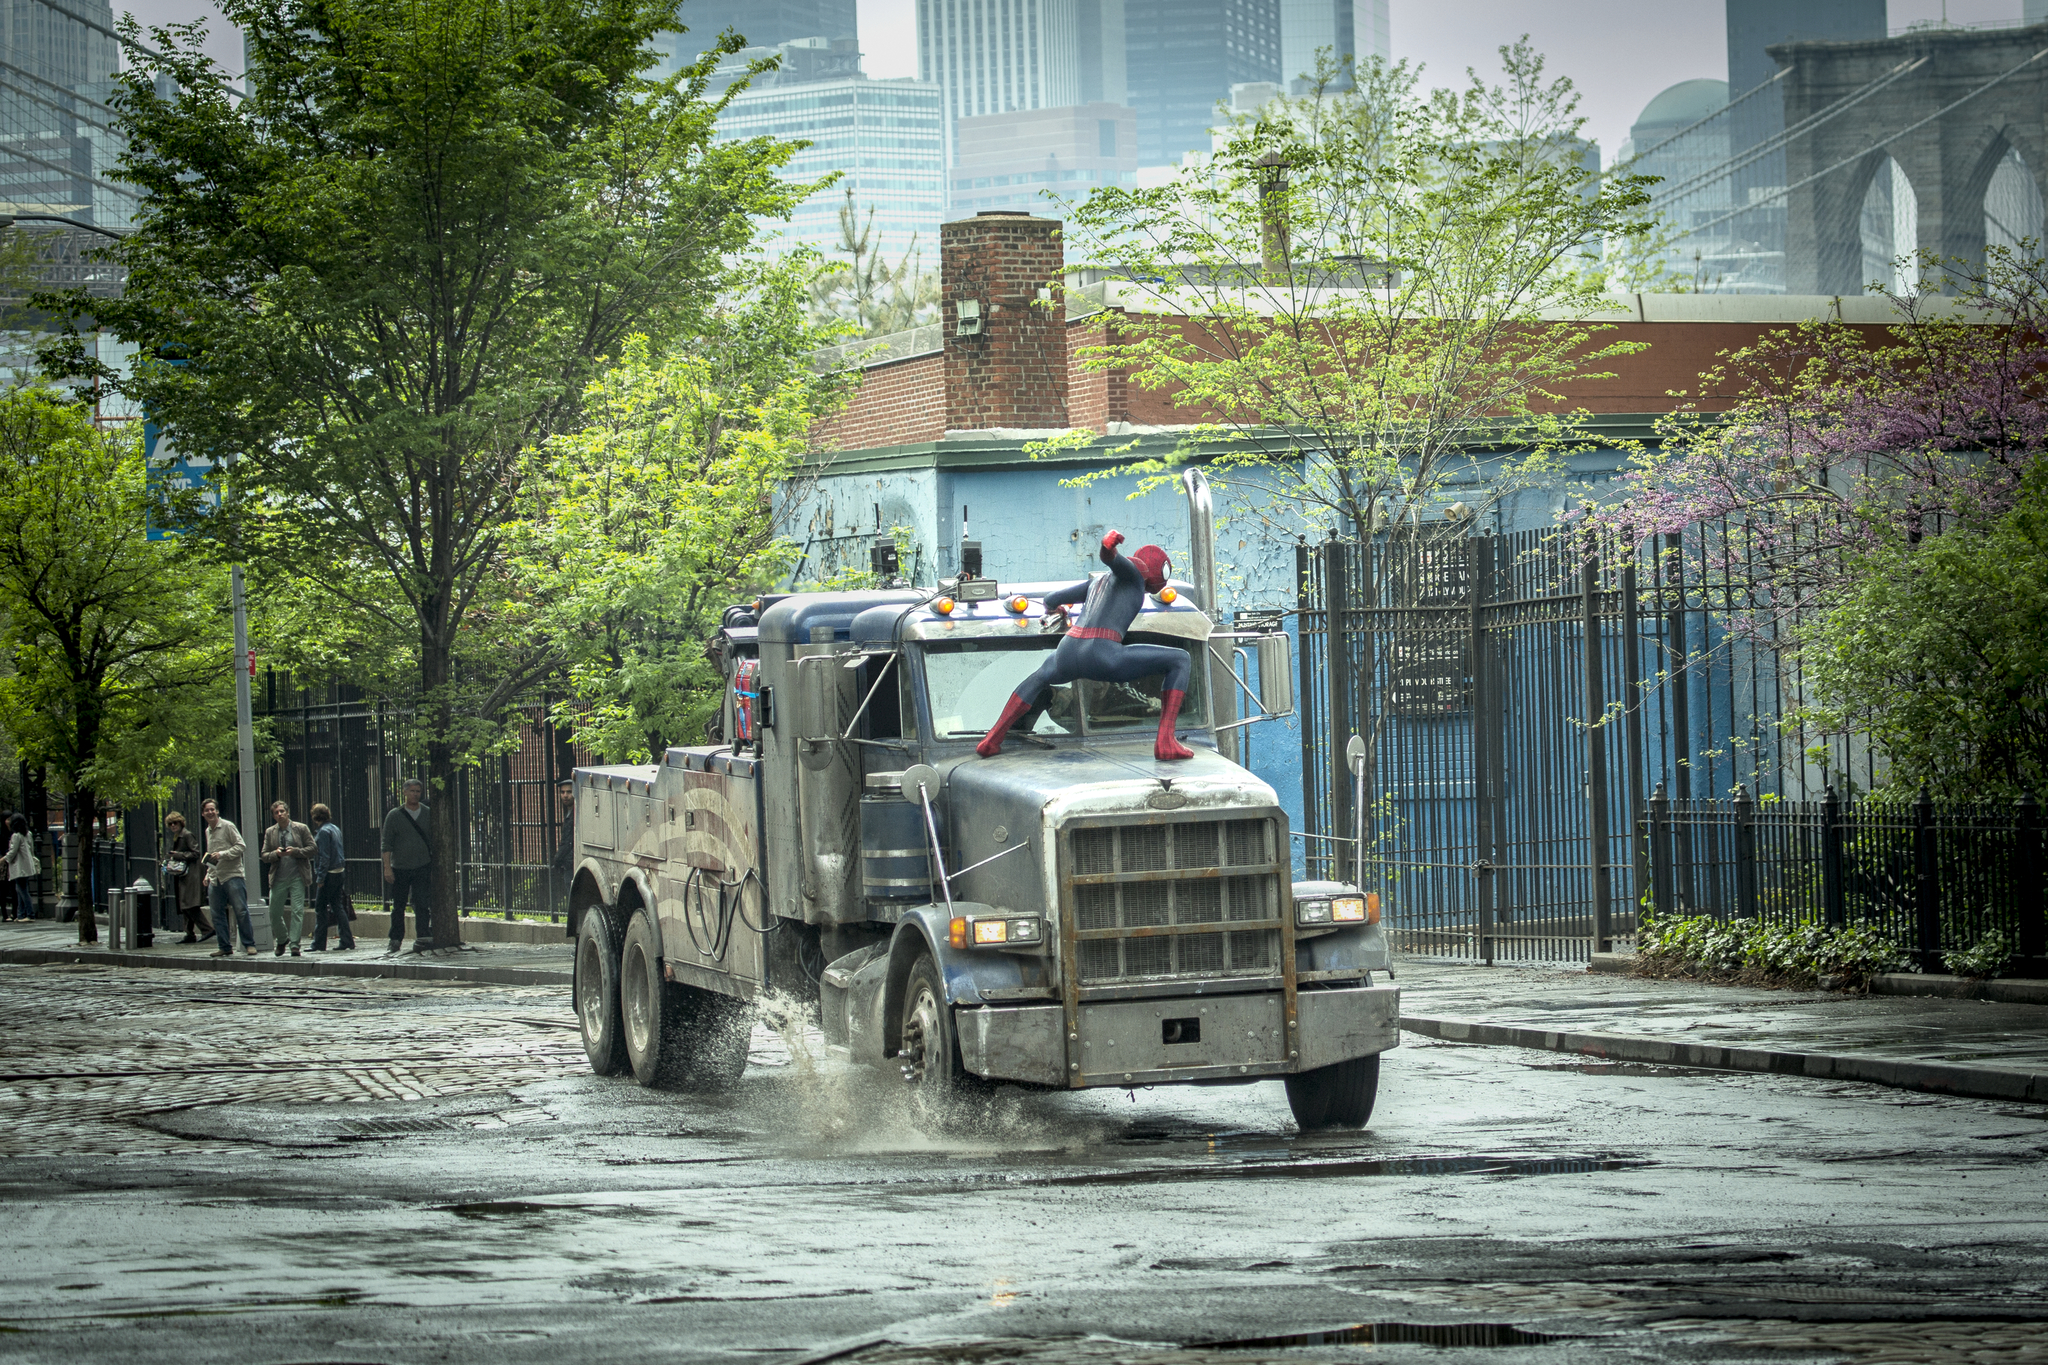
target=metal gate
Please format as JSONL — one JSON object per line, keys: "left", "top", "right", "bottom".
{"left": 1297, "top": 527, "right": 1646, "bottom": 962}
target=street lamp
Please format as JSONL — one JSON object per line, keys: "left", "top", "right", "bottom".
{"left": 0, "top": 212, "right": 129, "bottom": 242}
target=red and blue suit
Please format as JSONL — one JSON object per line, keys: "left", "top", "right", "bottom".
{"left": 976, "top": 531, "right": 1195, "bottom": 761}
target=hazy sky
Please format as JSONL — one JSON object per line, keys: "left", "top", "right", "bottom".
{"left": 122, "top": 0, "right": 2030, "bottom": 161}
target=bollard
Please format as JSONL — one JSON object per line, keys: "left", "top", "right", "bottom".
{"left": 130, "top": 880, "right": 155, "bottom": 949}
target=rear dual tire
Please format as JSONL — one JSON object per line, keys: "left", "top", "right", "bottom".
{"left": 575, "top": 904, "right": 629, "bottom": 1076}
{"left": 621, "top": 909, "right": 750, "bottom": 1091}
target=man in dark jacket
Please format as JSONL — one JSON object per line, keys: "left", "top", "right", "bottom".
{"left": 381, "top": 779, "right": 433, "bottom": 951}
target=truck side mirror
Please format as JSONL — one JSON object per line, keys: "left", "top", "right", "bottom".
{"left": 1256, "top": 633, "right": 1294, "bottom": 719}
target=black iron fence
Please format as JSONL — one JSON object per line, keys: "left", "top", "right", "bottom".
{"left": 1295, "top": 521, "right": 1876, "bottom": 964}
{"left": 1644, "top": 787, "right": 2048, "bottom": 973}
{"left": 70, "top": 678, "right": 582, "bottom": 928}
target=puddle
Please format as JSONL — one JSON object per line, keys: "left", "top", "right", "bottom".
{"left": 1036, "top": 1153, "right": 1650, "bottom": 1189}
{"left": 435, "top": 1201, "right": 560, "bottom": 1218}
{"left": 1197, "top": 1321, "right": 1572, "bottom": 1348}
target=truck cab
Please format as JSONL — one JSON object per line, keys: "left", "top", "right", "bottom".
{"left": 568, "top": 576, "right": 1398, "bottom": 1129}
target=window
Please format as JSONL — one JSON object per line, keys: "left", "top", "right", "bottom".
{"left": 1099, "top": 119, "right": 1117, "bottom": 157}
{"left": 921, "top": 634, "right": 1206, "bottom": 739}
{"left": 925, "top": 639, "right": 1075, "bottom": 738}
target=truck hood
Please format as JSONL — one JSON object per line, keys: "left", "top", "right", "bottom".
{"left": 932, "top": 743, "right": 1282, "bottom": 914}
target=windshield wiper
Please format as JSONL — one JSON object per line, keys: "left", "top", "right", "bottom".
{"left": 945, "top": 729, "right": 1056, "bottom": 750}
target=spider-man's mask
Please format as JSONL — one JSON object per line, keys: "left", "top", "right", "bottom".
{"left": 1131, "top": 544, "right": 1171, "bottom": 594}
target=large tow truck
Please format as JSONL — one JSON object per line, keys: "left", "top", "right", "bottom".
{"left": 567, "top": 524, "right": 1399, "bottom": 1128}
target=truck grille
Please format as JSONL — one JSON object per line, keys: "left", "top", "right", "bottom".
{"left": 1066, "top": 818, "right": 1284, "bottom": 986}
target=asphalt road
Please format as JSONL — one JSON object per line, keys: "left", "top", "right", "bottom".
{"left": 2, "top": 961, "right": 2045, "bottom": 1364}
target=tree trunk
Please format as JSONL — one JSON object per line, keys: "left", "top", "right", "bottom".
{"left": 73, "top": 787, "right": 97, "bottom": 943}
{"left": 421, "top": 627, "right": 463, "bottom": 950}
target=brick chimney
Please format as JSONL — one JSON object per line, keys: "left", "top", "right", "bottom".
{"left": 941, "top": 212, "right": 1068, "bottom": 431}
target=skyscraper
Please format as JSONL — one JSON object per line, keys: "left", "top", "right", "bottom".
{"left": 1125, "top": 0, "right": 1282, "bottom": 167}
{"left": 0, "top": 0, "right": 122, "bottom": 228}
{"left": 715, "top": 63, "right": 946, "bottom": 265}
{"left": 655, "top": 0, "right": 859, "bottom": 77}
{"left": 918, "top": 0, "right": 1084, "bottom": 122}
{"left": 1279, "top": 0, "right": 1389, "bottom": 88}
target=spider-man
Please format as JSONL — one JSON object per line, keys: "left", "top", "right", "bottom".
{"left": 976, "top": 530, "right": 1194, "bottom": 761}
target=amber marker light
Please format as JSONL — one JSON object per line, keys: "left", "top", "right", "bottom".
{"left": 1157, "top": 587, "right": 1178, "bottom": 604}
{"left": 934, "top": 597, "right": 956, "bottom": 615}
{"left": 949, "top": 917, "right": 968, "bottom": 949}
{"left": 1007, "top": 595, "right": 1030, "bottom": 613}
{"left": 1366, "top": 891, "right": 1382, "bottom": 924}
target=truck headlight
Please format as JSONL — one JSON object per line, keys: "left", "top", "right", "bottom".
{"left": 963, "top": 915, "right": 1042, "bottom": 946}
{"left": 1332, "top": 896, "right": 1367, "bottom": 922}
{"left": 1296, "top": 900, "right": 1332, "bottom": 925}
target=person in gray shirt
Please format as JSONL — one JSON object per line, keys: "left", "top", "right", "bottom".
{"left": 380, "top": 778, "right": 433, "bottom": 952}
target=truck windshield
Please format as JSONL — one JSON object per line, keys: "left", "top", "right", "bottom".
{"left": 923, "top": 633, "right": 1206, "bottom": 738}
{"left": 926, "top": 639, "right": 1076, "bottom": 737}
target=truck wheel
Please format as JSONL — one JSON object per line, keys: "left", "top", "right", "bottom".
{"left": 622, "top": 909, "right": 750, "bottom": 1091}
{"left": 898, "top": 952, "right": 970, "bottom": 1106}
{"left": 574, "top": 904, "right": 629, "bottom": 1076}
{"left": 1284, "top": 1053, "right": 1380, "bottom": 1131}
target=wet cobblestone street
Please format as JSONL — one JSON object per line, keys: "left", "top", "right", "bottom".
{"left": 1, "top": 959, "right": 2045, "bottom": 1364}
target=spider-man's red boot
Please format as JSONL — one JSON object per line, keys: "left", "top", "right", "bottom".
{"left": 977, "top": 692, "right": 1032, "bottom": 757}
{"left": 1155, "top": 688, "right": 1194, "bottom": 761}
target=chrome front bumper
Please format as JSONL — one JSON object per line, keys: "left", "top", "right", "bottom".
{"left": 955, "top": 982, "right": 1400, "bottom": 1088}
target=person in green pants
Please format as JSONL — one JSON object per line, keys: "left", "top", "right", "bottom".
{"left": 261, "top": 801, "right": 315, "bottom": 957}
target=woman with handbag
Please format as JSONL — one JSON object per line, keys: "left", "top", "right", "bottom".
{"left": 5, "top": 813, "right": 36, "bottom": 921}
{"left": 162, "top": 811, "right": 212, "bottom": 943}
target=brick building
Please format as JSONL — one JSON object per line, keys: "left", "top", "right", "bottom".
{"left": 801, "top": 209, "right": 1916, "bottom": 588}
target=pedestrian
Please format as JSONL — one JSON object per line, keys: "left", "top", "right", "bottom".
{"left": 550, "top": 778, "right": 574, "bottom": 915}
{"left": 200, "top": 797, "right": 257, "bottom": 957}
{"left": 308, "top": 802, "right": 354, "bottom": 952}
{"left": 380, "top": 778, "right": 434, "bottom": 953}
{"left": 5, "top": 813, "right": 37, "bottom": 922}
{"left": 261, "top": 800, "right": 315, "bottom": 957}
{"left": 161, "top": 811, "right": 212, "bottom": 943}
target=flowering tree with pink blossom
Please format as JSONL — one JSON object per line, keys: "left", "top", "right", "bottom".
{"left": 1592, "top": 251, "right": 2048, "bottom": 794}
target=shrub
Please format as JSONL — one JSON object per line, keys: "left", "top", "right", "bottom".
{"left": 1636, "top": 912, "right": 1910, "bottom": 987}
{"left": 1942, "top": 929, "right": 2016, "bottom": 980}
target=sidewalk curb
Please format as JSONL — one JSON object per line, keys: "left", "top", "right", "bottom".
{"left": 1400, "top": 1014, "right": 2048, "bottom": 1105}
{"left": 1588, "top": 952, "right": 2048, "bottom": 1005}
{"left": 0, "top": 946, "right": 572, "bottom": 988}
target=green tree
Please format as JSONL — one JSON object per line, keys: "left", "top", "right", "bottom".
{"left": 1796, "top": 463, "right": 2048, "bottom": 797}
{"left": 1051, "top": 43, "right": 1657, "bottom": 540}
{"left": 518, "top": 266, "right": 843, "bottom": 760}
{"left": 809, "top": 188, "right": 938, "bottom": 338}
{"left": 54, "top": 0, "right": 810, "bottom": 944}
{"left": 0, "top": 390, "right": 232, "bottom": 934}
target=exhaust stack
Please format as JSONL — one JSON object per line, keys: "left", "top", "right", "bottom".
{"left": 1182, "top": 467, "right": 1237, "bottom": 759}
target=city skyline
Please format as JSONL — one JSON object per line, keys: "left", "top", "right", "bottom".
{"left": 89, "top": 0, "right": 2048, "bottom": 165}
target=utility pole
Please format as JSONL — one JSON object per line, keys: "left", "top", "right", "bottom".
{"left": 227, "top": 480, "right": 268, "bottom": 948}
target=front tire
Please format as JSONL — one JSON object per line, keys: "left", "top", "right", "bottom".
{"left": 897, "top": 952, "right": 968, "bottom": 1108}
{"left": 575, "top": 904, "right": 629, "bottom": 1076}
{"left": 1284, "top": 1053, "right": 1381, "bottom": 1131}
{"left": 622, "top": 909, "right": 750, "bottom": 1091}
